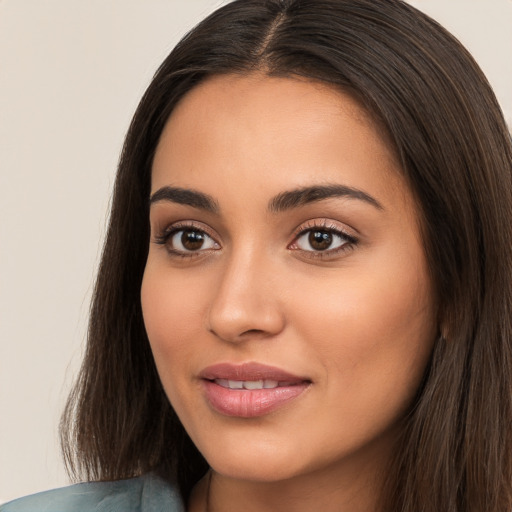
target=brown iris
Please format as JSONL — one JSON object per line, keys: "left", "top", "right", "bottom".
{"left": 181, "top": 230, "right": 206, "bottom": 250}
{"left": 309, "top": 230, "right": 333, "bottom": 250}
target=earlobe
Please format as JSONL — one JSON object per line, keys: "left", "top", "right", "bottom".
{"left": 436, "top": 303, "right": 450, "bottom": 342}
{"left": 438, "top": 323, "right": 449, "bottom": 343}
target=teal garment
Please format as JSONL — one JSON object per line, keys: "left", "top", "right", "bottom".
{"left": 0, "top": 473, "right": 184, "bottom": 512}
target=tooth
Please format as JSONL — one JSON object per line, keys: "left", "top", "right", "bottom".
{"left": 244, "top": 380, "right": 264, "bottom": 390}
{"left": 215, "top": 379, "right": 282, "bottom": 390}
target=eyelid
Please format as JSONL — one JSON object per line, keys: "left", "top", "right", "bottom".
{"left": 288, "top": 218, "right": 359, "bottom": 258}
{"left": 152, "top": 217, "right": 357, "bottom": 260}
{"left": 290, "top": 218, "right": 358, "bottom": 240}
{"left": 153, "top": 219, "right": 217, "bottom": 238}
{"left": 153, "top": 220, "right": 221, "bottom": 256}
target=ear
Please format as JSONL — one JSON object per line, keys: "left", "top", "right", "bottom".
{"left": 437, "top": 307, "right": 450, "bottom": 342}
{"left": 439, "top": 325, "right": 449, "bottom": 342}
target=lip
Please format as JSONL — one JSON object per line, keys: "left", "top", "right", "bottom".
{"left": 199, "top": 362, "right": 308, "bottom": 382}
{"left": 199, "top": 362, "right": 311, "bottom": 418}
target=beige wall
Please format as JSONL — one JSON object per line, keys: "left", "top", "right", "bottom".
{"left": 1, "top": 0, "right": 510, "bottom": 503}
{"left": 408, "top": 0, "right": 511, "bottom": 127}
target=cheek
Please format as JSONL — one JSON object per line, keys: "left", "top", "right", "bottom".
{"left": 290, "top": 248, "right": 436, "bottom": 409}
{"left": 141, "top": 264, "right": 203, "bottom": 378}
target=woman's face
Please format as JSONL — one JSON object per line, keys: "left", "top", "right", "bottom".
{"left": 142, "top": 74, "right": 437, "bottom": 484}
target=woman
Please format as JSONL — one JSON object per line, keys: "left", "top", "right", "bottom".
{"left": 3, "top": 0, "right": 511, "bottom": 511}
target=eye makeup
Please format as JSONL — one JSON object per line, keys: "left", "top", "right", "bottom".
{"left": 152, "top": 216, "right": 359, "bottom": 262}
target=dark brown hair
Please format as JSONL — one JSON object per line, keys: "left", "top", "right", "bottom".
{"left": 60, "top": 1, "right": 512, "bottom": 510}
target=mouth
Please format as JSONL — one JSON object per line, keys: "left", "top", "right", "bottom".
{"left": 199, "top": 362, "right": 311, "bottom": 418}
{"left": 213, "top": 379, "right": 299, "bottom": 390}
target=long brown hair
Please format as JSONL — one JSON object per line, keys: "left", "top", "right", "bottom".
{"left": 60, "top": 1, "right": 512, "bottom": 509}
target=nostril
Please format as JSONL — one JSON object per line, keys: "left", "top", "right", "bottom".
{"left": 208, "top": 325, "right": 274, "bottom": 343}
{"left": 241, "top": 329, "right": 265, "bottom": 336}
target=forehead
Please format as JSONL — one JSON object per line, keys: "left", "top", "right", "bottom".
{"left": 151, "top": 73, "right": 406, "bottom": 212}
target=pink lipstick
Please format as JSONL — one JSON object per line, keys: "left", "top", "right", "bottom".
{"left": 199, "top": 362, "right": 311, "bottom": 418}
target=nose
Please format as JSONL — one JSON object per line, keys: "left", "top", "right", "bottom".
{"left": 206, "top": 250, "right": 286, "bottom": 343}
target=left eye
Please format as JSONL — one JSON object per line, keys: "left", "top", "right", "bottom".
{"left": 294, "top": 229, "right": 350, "bottom": 252}
{"left": 169, "top": 229, "right": 218, "bottom": 252}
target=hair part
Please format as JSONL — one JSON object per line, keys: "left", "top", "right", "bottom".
{"left": 60, "top": 1, "right": 512, "bottom": 509}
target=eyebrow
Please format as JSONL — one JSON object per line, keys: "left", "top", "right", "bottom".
{"left": 268, "top": 184, "right": 383, "bottom": 212}
{"left": 149, "top": 186, "right": 219, "bottom": 213}
{"left": 149, "top": 183, "right": 383, "bottom": 214}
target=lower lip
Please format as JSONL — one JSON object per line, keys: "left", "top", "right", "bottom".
{"left": 202, "top": 380, "right": 309, "bottom": 418}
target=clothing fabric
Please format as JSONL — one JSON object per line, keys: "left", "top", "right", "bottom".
{"left": 0, "top": 473, "right": 184, "bottom": 512}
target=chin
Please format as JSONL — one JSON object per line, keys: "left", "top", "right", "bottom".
{"left": 196, "top": 433, "right": 311, "bottom": 483}
{"left": 210, "top": 457, "right": 307, "bottom": 483}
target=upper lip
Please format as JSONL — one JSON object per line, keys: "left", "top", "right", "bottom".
{"left": 199, "top": 362, "right": 309, "bottom": 383}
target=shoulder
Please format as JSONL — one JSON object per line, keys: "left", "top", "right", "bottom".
{"left": 0, "top": 473, "right": 184, "bottom": 512}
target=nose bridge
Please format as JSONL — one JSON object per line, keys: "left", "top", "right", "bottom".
{"left": 207, "top": 242, "right": 285, "bottom": 342}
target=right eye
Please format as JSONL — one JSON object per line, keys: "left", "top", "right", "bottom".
{"left": 155, "top": 226, "right": 220, "bottom": 256}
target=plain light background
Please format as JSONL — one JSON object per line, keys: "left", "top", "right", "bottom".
{"left": 1, "top": 0, "right": 511, "bottom": 504}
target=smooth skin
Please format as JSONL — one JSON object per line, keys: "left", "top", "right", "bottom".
{"left": 141, "top": 74, "right": 438, "bottom": 512}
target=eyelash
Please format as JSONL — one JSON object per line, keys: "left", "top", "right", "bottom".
{"left": 153, "top": 221, "right": 219, "bottom": 259}
{"left": 289, "top": 220, "right": 358, "bottom": 259}
{"left": 153, "top": 220, "right": 358, "bottom": 260}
